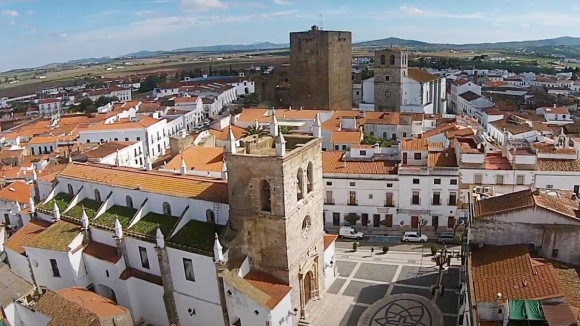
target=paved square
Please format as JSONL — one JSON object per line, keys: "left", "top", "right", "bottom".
{"left": 337, "top": 261, "right": 357, "bottom": 277}
{"left": 343, "top": 281, "right": 389, "bottom": 304}
{"left": 353, "top": 263, "right": 398, "bottom": 282}
{"left": 312, "top": 242, "right": 463, "bottom": 326}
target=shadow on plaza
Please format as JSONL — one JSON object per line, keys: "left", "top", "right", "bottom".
{"left": 335, "top": 267, "right": 460, "bottom": 326}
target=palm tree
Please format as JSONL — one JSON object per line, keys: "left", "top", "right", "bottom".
{"left": 278, "top": 126, "right": 291, "bottom": 134}
{"left": 243, "top": 125, "right": 266, "bottom": 137}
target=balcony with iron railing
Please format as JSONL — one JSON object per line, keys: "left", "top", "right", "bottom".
{"left": 347, "top": 199, "right": 358, "bottom": 206}
{"left": 324, "top": 198, "right": 335, "bottom": 205}
{"left": 384, "top": 200, "right": 395, "bottom": 207}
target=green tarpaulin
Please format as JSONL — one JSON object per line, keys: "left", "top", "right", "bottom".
{"left": 508, "top": 300, "right": 545, "bottom": 320}
{"left": 524, "top": 300, "right": 544, "bottom": 320}
{"left": 509, "top": 300, "right": 526, "bottom": 320}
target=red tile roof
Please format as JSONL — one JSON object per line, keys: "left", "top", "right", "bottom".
{"left": 4, "top": 219, "right": 52, "bottom": 255}
{"left": 324, "top": 234, "right": 338, "bottom": 250}
{"left": 244, "top": 271, "right": 292, "bottom": 310}
{"left": 0, "top": 181, "right": 32, "bottom": 204}
{"left": 57, "top": 287, "right": 129, "bottom": 319}
{"left": 83, "top": 241, "right": 121, "bottom": 264}
{"left": 322, "top": 151, "right": 398, "bottom": 175}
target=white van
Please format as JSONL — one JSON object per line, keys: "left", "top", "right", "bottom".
{"left": 339, "top": 226, "right": 364, "bottom": 240}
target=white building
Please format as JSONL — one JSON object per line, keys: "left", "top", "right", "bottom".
{"left": 450, "top": 79, "right": 481, "bottom": 113}
{"left": 110, "top": 86, "right": 133, "bottom": 102}
{"left": 535, "top": 105, "right": 572, "bottom": 125}
{"left": 38, "top": 98, "right": 62, "bottom": 116}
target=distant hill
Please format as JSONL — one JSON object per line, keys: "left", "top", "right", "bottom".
{"left": 172, "top": 41, "right": 288, "bottom": 53}
{"left": 354, "top": 36, "right": 580, "bottom": 50}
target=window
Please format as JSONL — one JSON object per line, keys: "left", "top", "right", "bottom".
{"left": 413, "top": 179, "right": 420, "bottom": 184}
{"left": 449, "top": 192, "right": 457, "bottom": 206}
{"left": 67, "top": 184, "right": 74, "bottom": 196}
{"left": 125, "top": 137, "right": 129, "bottom": 141}
{"left": 360, "top": 150, "right": 367, "bottom": 155}
{"left": 297, "top": 168, "right": 304, "bottom": 201}
{"left": 325, "top": 191, "right": 334, "bottom": 204}
{"left": 348, "top": 191, "right": 357, "bottom": 206}
{"left": 387, "top": 183, "right": 393, "bottom": 188}
{"left": 450, "top": 179, "right": 458, "bottom": 185}
{"left": 516, "top": 175, "right": 524, "bottom": 185}
{"left": 183, "top": 258, "right": 195, "bottom": 281}
{"left": 389, "top": 55, "right": 395, "bottom": 65}
{"left": 574, "top": 185, "right": 580, "bottom": 195}
{"left": 121, "top": 196, "right": 133, "bottom": 210}
{"left": 342, "top": 145, "right": 347, "bottom": 150}
{"left": 412, "top": 191, "right": 420, "bottom": 205}
{"left": 306, "top": 162, "right": 313, "bottom": 193}
{"left": 350, "top": 182, "right": 356, "bottom": 186}
{"left": 206, "top": 209, "right": 215, "bottom": 223}
{"left": 432, "top": 192, "right": 441, "bottom": 205}
{"left": 382, "top": 132, "right": 387, "bottom": 139}
{"left": 385, "top": 76, "right": 390, "bottom": 81}
{"left": 162, "top": 202, "right": 172, "bottom": 216}
{"left": 385, "top": 193, "right": 394, "bottom": 207}
{"left": 413, "top": 153, "right": 421, "bottom": 160}
{"left": 474, "top": 174, "right": 483, "bottom": 185}
{"left": 137, "top": 137, "right": 141, "bottom": 141}
{"left": 495, "top": 175, "right": 504, "bottom": 185}
{"left": 94, "top": 189, "right": 101, "bottom": 202}
{"left": 50, "top": 259, "right": 60, "bottom": 277}
{"left": 260, "top": 180, "right": 272, "bottom": 211}
{"left": 546, "top": 185, "right": 553, "bottom": 189}
{"left": 114, "top": 138, "right": 118, "bottom": 141}
{"left": 380, "top": 55, "right": 386, "bottom": 65}
{"left": 402, "top": 132, "right": 407, "bottom": 137}
{"left": 326, "top": 181, "right": 332, "bottom": 186}
{"left": 334, "top": 145, "right": 339, "bottom": 150}
{"left": 139, "top": 247, "right": 150, "bottom": 269}
{"left": 434, "top": 179, "right": 441, "bottom": 185}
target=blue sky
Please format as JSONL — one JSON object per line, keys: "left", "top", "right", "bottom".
{"left": 1, "top": 0, "right": 579, "bottom": 72}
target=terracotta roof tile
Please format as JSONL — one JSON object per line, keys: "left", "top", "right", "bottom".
{"left": 25, "top": 220, "right": 80, "bottom": 252}
{"left": 59, "top": 163, "right": 229, "bottom": 204}
{"left": 35, "top": 290, "right": 101, "bottom": 326}
{"left": 408, "top": 68, "right": 440, "bottom": 83}
{"left": 209, "top": 125, "right": 246, "bottom": 141}
{"left": 324, "top": 234, "right": 338, "bottom": 250}
{"left": 81, "top": 142, "right": 137, "bottom": 159}
{"left": 540, "top": 106, "right": 570, "bottom": 115}
{"left": 57, "top": 287, "right": 129, "bottom": 319}
{"left": 244, "top": 271, "right": 292, "bottom": 310}
{"left": 0, "top": 181, "right": 31, "bottom": 204}
{"left": 322, "top": 151, "right": 398, "bottom": 175}
{"left": 427, "top": 149, "right": 457, "bottom": 168}
{"left": 451, "top": 78, "right": 470, "bottom": 86}
{"left": 329, "top": 131, "right": 362, "bottom": 145}
{"left": 471, "top": 245, "right": 563, "bottom": 302}
{"left": 83, "top": 241, "right": 121, "bottom": 264}
{"left": 401, "top": 138, "right": 428, "bottom": 151}
{"left": 536, "top": 159, "right": 580, "bottom": 172}
{"left": 541, "top": 301, "right": 578, "bottom": 326}
{"left": 166, "top": 146, "right": 224, "bottom": 173}
{"left": 460, "top": 91, "right": 481, "bottom": 102}
{"left": 484, "top": 153, "right": 512, "bottom": 170}
{"left": 532, "top": 143, "right": 577, "bottom": 155}
{"left": 321, "top": 111, "right": 361, "bottom": 131}
{"left": 4, "top": 219, "right": 52, "bottom": 255}
{"left": 474, "top": 190, "right": 534, "bottom": 218}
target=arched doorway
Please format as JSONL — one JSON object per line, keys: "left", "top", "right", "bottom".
{"left": 96, "top": 284, "right": 117, "bottom": 303}
{"left": 304, "top": 271, "right": 313, "bottom": 304}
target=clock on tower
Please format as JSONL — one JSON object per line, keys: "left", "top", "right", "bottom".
{"left": 385, "top": 91, "right": 391, "bottom": 98}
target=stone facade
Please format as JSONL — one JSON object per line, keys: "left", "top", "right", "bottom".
{"left": 226, "top": 136, "right": 325, "bottom": 323}
{"left": 374, "top": 47, "right": 408, "bottom": 112}
{"left": 289, "top": 26, "right": 352, "bottom": 110}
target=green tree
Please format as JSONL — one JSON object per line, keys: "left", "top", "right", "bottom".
{"left": 361, "top": 132, "right": 390, "bottom": 147}
{"left": 243, "top": 125, "right": 267, "bottom": 137}
{"left": 344, "top": 213, "right": 360, "bottom": 226}
{"left": 139, "top": 75, "right": 164, "bottom": 92}
{"left": 242, "top": 93, "right": 260, "bottom": 107}
{"left": 95, "top": 96, "right": 119, "bottom": 107}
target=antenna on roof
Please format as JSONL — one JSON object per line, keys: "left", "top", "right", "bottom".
{"left": 319, "top": 14, "right": 323, "bottom": 30}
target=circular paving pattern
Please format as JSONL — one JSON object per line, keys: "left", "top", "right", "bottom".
{"left": 358, "top": 294, "right": 443, "bottom": 326}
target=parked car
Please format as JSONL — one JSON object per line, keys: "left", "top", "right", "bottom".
{"left": 339, "top": 226, "right": 364, "bottom": 240}
{"left": 401, "top": 232, "right": 428, "bottom": 243}
{"left": 436, "top": 233, "right": 455, "bottom": 244}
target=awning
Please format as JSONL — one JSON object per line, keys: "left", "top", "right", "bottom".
{"left": 508, "top": 300, "right": 545, "bottom": 321}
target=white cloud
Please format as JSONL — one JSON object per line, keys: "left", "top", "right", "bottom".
{"left": 181, "top": 0, "right": 227, "bottom": 11}
{"left": 1, "top": 10, "right": 19, "bottom": 17}
{"left": 273, "top": 0, "right": 292, "bottom": 5}
{"left": 399, "top": 5, "right": 423, "bottom": 15}
{"left": 135, "top": 10, "right": 154, "bottom": 17}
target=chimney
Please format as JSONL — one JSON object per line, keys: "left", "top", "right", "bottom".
{"left": 275, "top": 132, "right": 286, "bottom": 157}
{"left": 145, "top": 155, "right": 153, "bottom": 171}
{"left": 180, "top": 155, "right": 187, "bottom": 175}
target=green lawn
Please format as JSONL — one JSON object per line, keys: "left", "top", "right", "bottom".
{"left": 66, "top": 198, "right": 102, "bottom": 219}
{"left": 170, "top": 220, "right": 225, "bottom": 253}
{"left": 42, "top": 193, "right": 73, "bottom": 211}
{"left": 129, "top": 212, "right": 178, "bottom": 237}
{"left": 94, "top": 205, "right": 137, "bottom": 229}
